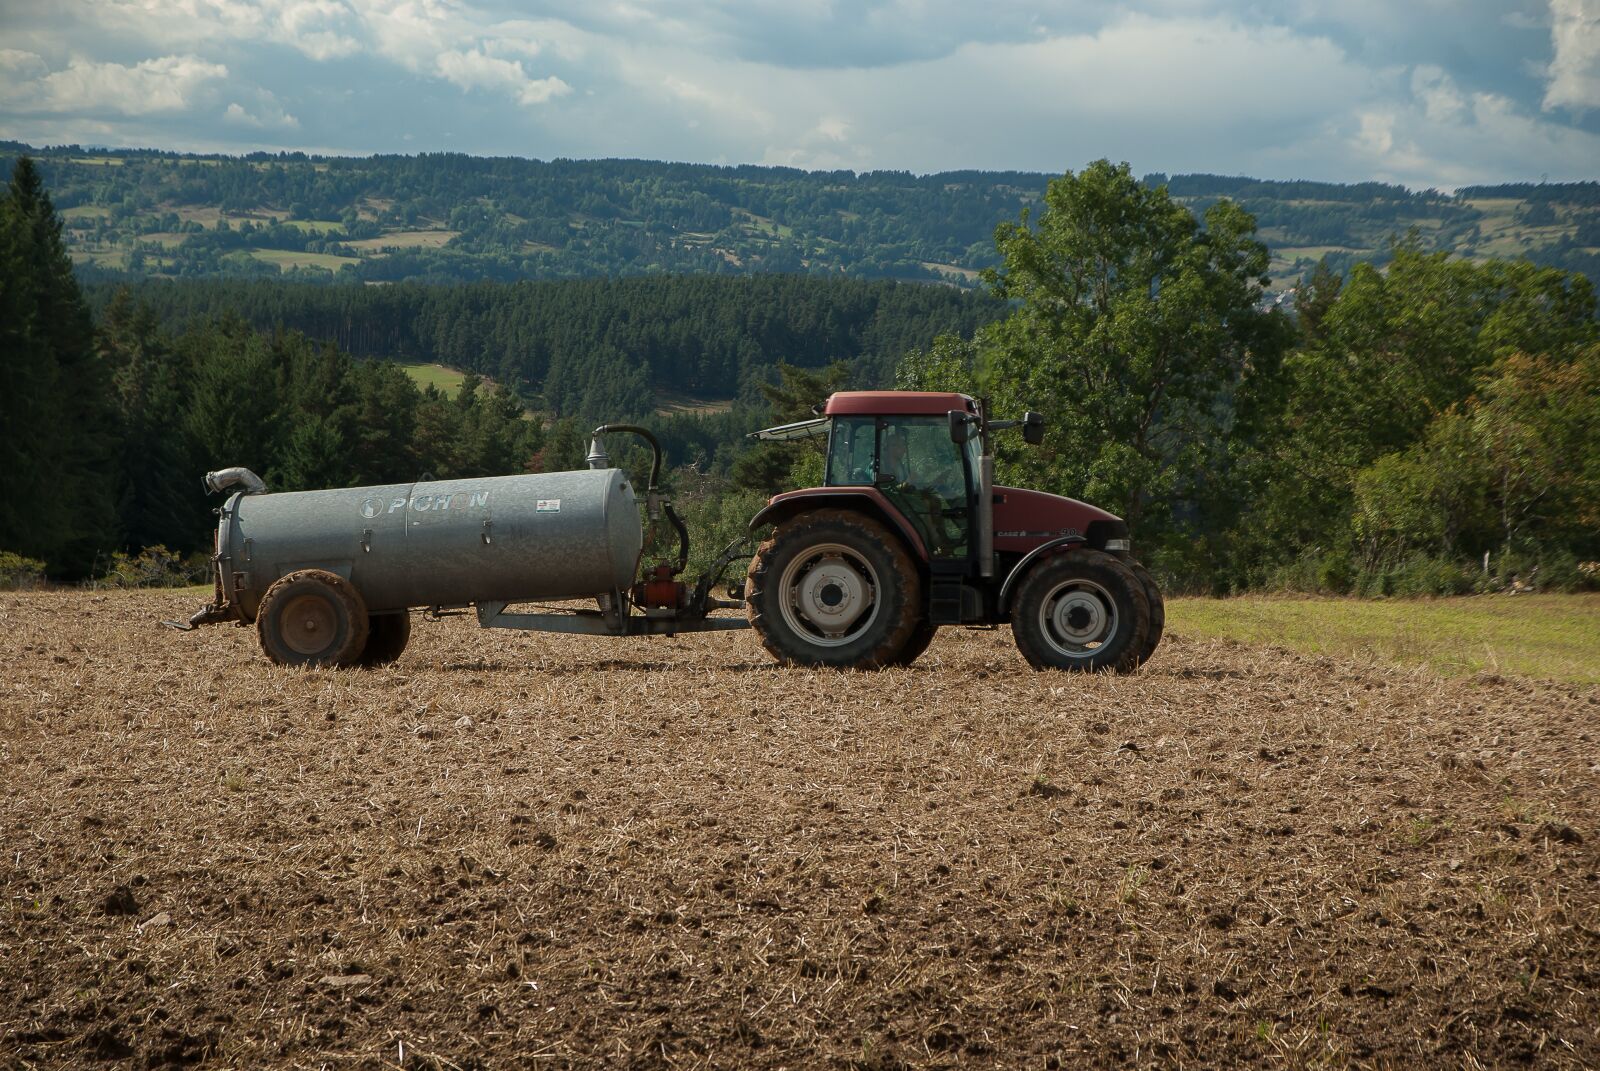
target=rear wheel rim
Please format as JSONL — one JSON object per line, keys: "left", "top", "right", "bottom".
{"left": 778, "top": 543, "right": 880, "bottom": 647}
{"left": 279, "top": 593, "right": 339, "bottom": 656}
{"left": 1038, "top": 578, "right": 1117, "bottom": 659}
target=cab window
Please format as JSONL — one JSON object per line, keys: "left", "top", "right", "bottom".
{"left": 825, "top": 416, "right": 877, "bottom": 486}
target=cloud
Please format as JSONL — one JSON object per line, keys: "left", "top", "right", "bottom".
{"left": 1337, "top": 64, "right": 1600, "bottom": 188}
{"left": 434, "top": 47, "right": 570, "bottom": 106}
{"left": 3, "top": 54, "right": 229, "bottom": 116}
{"left": 0, "top": 0, "right": 1596, "bottom": 187}
{"left": 1544, "top": 0, "right": 1600, "bottom": 112}
{"left": 224, "top": 89, "right": 300, "bottom": 128}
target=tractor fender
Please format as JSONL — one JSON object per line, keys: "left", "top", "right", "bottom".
{"left": 750, "top": 488, "right": 929, "bottom": 563}
{"left": 996, "top": 534, "right": 1088, "bottom": 614}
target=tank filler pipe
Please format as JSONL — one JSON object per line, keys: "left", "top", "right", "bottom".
{"left": 588, "top": 424, "right": 663, "bottom": 491}
{"left": 204, "top": 467, "right": 267, "bottom": 496}
{"left": 587, "top": 423, "right": 688, "bottom": 575}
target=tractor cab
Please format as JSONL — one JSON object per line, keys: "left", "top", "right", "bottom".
{"left": 821, "top": 393, "right": 980, "bottom": 561}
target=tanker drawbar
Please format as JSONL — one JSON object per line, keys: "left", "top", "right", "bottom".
{"left": 167, "top": 424, "right": 751, "bottom": 667}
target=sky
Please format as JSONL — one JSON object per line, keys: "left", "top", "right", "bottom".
{"left": 0, "top": 0, "right": 1597, "bottom": 190}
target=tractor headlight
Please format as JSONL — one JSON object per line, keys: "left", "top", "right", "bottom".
{"left": 1105, "top": 538, "right": 1131, "bottom": 553}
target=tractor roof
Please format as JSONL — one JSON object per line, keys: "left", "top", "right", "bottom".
{"left": 823, "top": 391, "right": 976, "bottom": 416}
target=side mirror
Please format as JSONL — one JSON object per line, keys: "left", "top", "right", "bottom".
{"left": 1022, "top": 411, "right": 1045, "bottom": 446}
{"left": 948, "top": 410, "right": 974, "bottom": 444}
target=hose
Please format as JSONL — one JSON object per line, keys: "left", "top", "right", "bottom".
{"left": 589, "top": 424, "right": 663, "bottom": 491}
{"left": 663, "top": 502, "right": 690, "bottom": 576}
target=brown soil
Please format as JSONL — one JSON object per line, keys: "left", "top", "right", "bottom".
{"left": 2, "top": 590, "right": 1597, "bottom": 1069}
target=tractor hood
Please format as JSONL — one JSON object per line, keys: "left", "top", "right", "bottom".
{"left": 992, "top": 486, "right": 1127, "bottom": 554}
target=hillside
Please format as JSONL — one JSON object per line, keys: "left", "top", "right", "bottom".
{"left": 10, "top": 144, "right": 1598, "bottom": 292}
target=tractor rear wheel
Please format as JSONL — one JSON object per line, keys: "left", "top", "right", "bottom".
{"left": 357, "top": 611, "right": 411, "bottom": 667}
{"left": 891, "top": 620, "right": 937, "bottom": 667}
{"left": 1128, "top": 561, "right": 1164, "bottom": 667}
{"left": 256, "top": 569, "right": 370, "bottom": 668}
{"left": 1010, "top": 550, "right": 1148, "bottom": 673}
{"left": 747, "top": 509, "right": 923, "bottom": 668}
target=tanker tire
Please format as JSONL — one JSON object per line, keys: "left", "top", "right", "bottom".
{"left": 1128, "top": 561, "right": 1165, "bottom": 667}
{"left": 1011, "top": 549, "right": 1148, "bottom": 673}
{"left": 746, "top": 509, "right": 922, "bottom": 669}
{"left": 357, "top": 611, "right": 411, "bottom": 667}
{"left": 891, "top": 620, "right": 937, "bottom": 667}
{"left": 256, "top": 569, "right": 371, "bottom": 668}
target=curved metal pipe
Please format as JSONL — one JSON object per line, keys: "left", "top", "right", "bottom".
{"left": 204, "top": 467, "right": 267, "bottom": 496}
{"left": 589, "top": 424, "right": 662, "bottom": 491}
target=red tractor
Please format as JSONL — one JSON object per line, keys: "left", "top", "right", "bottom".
{"left": 743, "top": 391, "right": 1163, "bottom": 671}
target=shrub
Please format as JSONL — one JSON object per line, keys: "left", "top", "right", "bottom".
{"left": 0, "top": 551, "right": 47, "bottom": 590}
{"left": 100, "top": 545, "right": 211, "bottom": 588}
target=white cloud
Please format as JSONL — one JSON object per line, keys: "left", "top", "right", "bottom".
{"left": 1544, "top": 0, "right": 1600, "bottom": 111}
{"left": 1337, "top": 63, "right": 1600, "bottom": 189}
{"left": 434, "top": 47, "right": 570, "bottom": 106}
{"left": 224, "top": 89, "right": 300, "bottom": 128}
{"left": 3, "top": 54, "right": 230, "bottom": 116}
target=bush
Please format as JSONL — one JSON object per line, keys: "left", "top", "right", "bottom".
{"left": 99, "top": 545, "right": 211, "bottom": 588}
{"left": 1264, "top": 548, "right": 1354, "bottom": 595}
{"left": 0, "top": 550, "right": 47, "bottom": 590}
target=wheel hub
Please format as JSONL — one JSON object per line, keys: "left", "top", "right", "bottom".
{"left": 777, "top": 544, "right": 881, "bottom": 647}
{"left": 1042, "top": 581, "right": 1116, "bottom": 655}
{"left": 280, "top": 594, "right": 338, "bottom": 656}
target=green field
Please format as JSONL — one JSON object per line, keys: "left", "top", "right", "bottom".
{"left": 394, "top": 360, "right": 469, "bottom": 397}
{"left": 1170, "top": 594, "right": 1600, "bottom": 684}
{"left": 249, "top": 248, "right": 360, "bottom": 271}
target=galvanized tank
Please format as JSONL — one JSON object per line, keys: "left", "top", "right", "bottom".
{"left": 216, "top": 469, "right": 642, "bottom": 619}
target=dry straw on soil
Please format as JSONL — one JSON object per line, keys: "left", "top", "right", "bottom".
{"left": 2, "top": 590, "right": 1597, "bottom": 1068}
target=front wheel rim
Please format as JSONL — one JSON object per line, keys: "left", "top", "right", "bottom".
{"left": 1038, "top": 578, "right": 1118, "bottom": 659}
{"left": 777, "top": 543, "right": 881, "bottom": 647}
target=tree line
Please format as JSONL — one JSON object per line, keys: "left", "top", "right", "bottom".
{"left": 899, "top": 161, "right": 1599, "bottom": 595}
{"left": 12, "top": 141, "right": 1596, "bottom": 292}
{"left": 82, "top": 275, "right": 1003, "bottom": 418}
{"left": 4, "top": 155, "right": 1597, "bottom": 594}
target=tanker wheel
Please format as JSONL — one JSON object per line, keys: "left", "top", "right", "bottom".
{"left": 1010, "top": 549, "right": 1149, "bottom": 673}
{"left": 1128, "top": 561, "right": 1165, "bottom": 667}
{"left": 746, "top": 509, "right": 922, "bottom": 669}
{"left": 357, "top": 611, "right": 411, "bottom": 667}
{"left": 256, "top": 569, "right": 371, "bottom": 668}
{"left": 891, "top": 620, "right": 938, "bottom": 667}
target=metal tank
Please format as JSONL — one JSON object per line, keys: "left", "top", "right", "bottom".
{"left": 215, "top": 468, "right": 642, "bottom": 620}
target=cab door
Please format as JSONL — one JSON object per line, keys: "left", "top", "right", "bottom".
{"left": 875, "top": 417, "right": 974, "bottom": 562}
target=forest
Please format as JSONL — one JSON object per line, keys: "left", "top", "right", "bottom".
{"left": 2, "top": 154, "right": 1596, "bottom": 597}
{"left": 79, "top": 275, "right": 1005, "bottom": 416}
{"left": 9, "top": 142, "right": 1599, "bottom": 293}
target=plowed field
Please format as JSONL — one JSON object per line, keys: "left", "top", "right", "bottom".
{"left": 3, "top": 590, "right": 1597, "bottom": 1068}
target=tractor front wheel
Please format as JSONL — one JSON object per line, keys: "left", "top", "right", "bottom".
{"left": 256, "top": 569, "right": 371, "bottom": 668}
{"left": 1011, "top": 550, "right": 1149, "bottom": 673}
{"left": 1128, "top": 561, "right": 1165, "bottom": 667}
{"left": 747, "top": 509, "right": 923, "bottom": 668}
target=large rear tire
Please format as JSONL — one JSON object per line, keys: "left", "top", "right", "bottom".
{"left": 1128, "top": 561, "right": 1164, "bottom": 667}
{"left": 891, "top": 620, "right": 937, "bottom": 667}
{"left": 747, "top": 509, "right": 923, "bottom": 668}
{"left": 1010, "top": 550, "right": 1148, "bottom": 673}
{"left": 256, "top": 569, "right": 370, "bottom": 668}
{"left": 357, "top": 611, "right": 411, "bottom": 667}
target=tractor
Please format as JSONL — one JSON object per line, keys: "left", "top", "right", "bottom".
{"left": 744, "top": 390, "right": 1162, "bottom": 671}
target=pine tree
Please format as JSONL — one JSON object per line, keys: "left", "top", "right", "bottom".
{"left": 0, "top": 157, "right": 121, "bottom": 576}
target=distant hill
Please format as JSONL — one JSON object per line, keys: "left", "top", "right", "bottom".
{"left": 7, "top": 142, "right": 1598, "bottom": 291}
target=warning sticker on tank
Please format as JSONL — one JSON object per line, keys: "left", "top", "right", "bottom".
{"left": 536, "top": 499, "right": 562, "bottom": 513}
